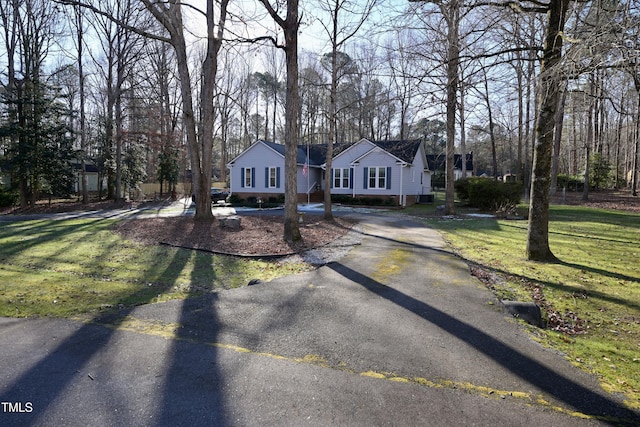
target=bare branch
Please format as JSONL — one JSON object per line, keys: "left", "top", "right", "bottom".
{"left": 53, "top": 0, "right": 170, "bottom": 43}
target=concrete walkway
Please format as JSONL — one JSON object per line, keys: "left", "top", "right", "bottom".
{"left": 1, "top": 214, "right": 638, "bottom": 426}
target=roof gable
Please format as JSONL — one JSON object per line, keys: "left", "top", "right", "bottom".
{"left": 370, "top": 140, "right": 422, "bottom": 164}
{"left": 341, "top": 139, "right": 422, "bottom": 165}
{"left": 331, "top": 138, "right": 377, "bottom": 164}
{"left": 229, "top": 140, "right": 334, "bottom": 167}
{"left": 227, "top": 140, "right": 279, "bottom": 165}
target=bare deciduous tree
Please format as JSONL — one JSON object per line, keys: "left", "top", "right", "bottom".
{"left": 258, "top": 0, "right": 302, "bottom": 242}
{"left": 317, "top": 0, "right": 377, "bottom": 220}
{"left": 140, "top": 0, "right": 230, "bottom": 219}
{"left": 526, "top": 0, "right": 570, "bottom": 262}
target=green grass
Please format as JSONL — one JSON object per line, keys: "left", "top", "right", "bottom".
{"left": 418, "top": 203, "right": 640, "bottom": 408}
{"left": 0, "top": 218, "right": 311, "bottom": 318}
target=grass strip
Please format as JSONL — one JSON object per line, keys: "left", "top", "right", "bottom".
{"left": 0, "top": 218, "right": 311, "bottom": 318}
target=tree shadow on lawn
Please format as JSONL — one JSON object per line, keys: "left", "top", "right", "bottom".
{"left": 327, "top": 261, "right": 640, "bottom": 425}
{"left": 0, "top": 218, "right": 113, "bottom": 259}
{"left": 468, "top": 259, "right": 640, "bottom": 314}
{"left": 499, "top": 220, "right": 639, "bottom": 247}
{"left": 0, "top": 220, "right": 229, "bottom": 426}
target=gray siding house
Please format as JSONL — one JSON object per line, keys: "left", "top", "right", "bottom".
{"left": 227, "top": 138, "right": 434, "bottom": 206}
{"left": 328, "top": 138, "right": 431, "bottom": 206}
{"left": 227, "top": 140, "right": 326, "bottom": 202}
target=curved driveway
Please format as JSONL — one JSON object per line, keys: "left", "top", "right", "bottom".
{"left": 1, "top": 213, "right": 638, "bottom": 426}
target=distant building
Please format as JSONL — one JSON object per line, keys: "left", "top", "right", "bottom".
{"left": 71, "top": 160, "right": 104, "bottom": 192}
{"left": 425, "top": 153, "right": 474, "bottom": 180}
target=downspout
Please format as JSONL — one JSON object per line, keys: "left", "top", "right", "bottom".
{"left": 399, "top": 163, "right": 404, "bottom": 207}
{"left": 352, "top": 162, "right": 358, "bottom": 198}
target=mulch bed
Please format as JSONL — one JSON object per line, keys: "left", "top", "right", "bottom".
{"left": 111, "top": 215, "right": 356, "bottom": 256}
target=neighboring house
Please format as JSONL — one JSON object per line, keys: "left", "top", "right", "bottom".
{"left": 1, "top": 159, "right": 105, "bottom": 193}
{"left": 425, "top": 153, "right": 474, "bottom": 180}
{"left": 72, "top": 160, "right": 103, "bottom": 192}
{"left": 228, "top": 138, "right": 435, "bottom": 207}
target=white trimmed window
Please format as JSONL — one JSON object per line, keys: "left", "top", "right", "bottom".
{"left": 243, "top": 167, "right": 252, "bottom": 188}
{"left": 333, "top": 168, "right": 350, "bottom": 189}
{"left": 368, "top": 167, "right": 386, "bottom": 189}
{"left": 269, "top": 167, "right": 277, "bottom": 188}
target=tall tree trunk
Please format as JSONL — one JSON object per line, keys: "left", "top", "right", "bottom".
{"left": 272, "top": 88, "right": 277, "bottom": 142}
{"left": 583, "top": 144, "right": 591, "bottom": 200}
{"left": 260, "top": 0, "right": 302, "bottom": 242}
{"left": 1, "top": 0, "right": 21, "bottom": 205}
{"left": 516, "top": 52, "right": 524, "bottom": 182}
{"left": 632, "top": 83, "right": 640, "bottom": 196}
{"left": 194, "top": 0, "right": 223, "bottom": 220}
{"left": 106, "top": 87, "right": 116, "bottom": 200}
{"left": 115, "top": 86, "right": 123, "bottom": 202}
{"left": 282, "top": 0, "right": 302, "bottom": 241}
{"left": 583, "top": 80, "right": 595, "bottom": 201}
{"left": 324, "top": 8, "right": 339, "bottom": 222}
{"left": 259, "top": 0, "right": 302, "bottom": 241}
{"left": 142, "top": 0, "right": 228, "bottom": 220}
{"left": 459, "top": 77, "right": 467, "bottom": 178}
{"left": 526, "top": 0, "right": 569, "bottom": 262}
{"left": 614, "top": 94, "right": 624, "bottom": 189}
{"left": 550, "top": 85, "right": 566, "bottom": 196}
{"left": 75, "top": 5, "right": 89, "bottom": 204}
{"left": 483, "top": 70, "right": 498, "bottom": 178}
{"left": 442, "top": 0, "right": 459, "bottom": 215}
{"left": 523, "top": 17, "right": 537, "bottom": 201}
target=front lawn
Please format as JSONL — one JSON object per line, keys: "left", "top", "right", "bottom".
{"left": 0, "top": 218, "right": 311, "bottom": 318}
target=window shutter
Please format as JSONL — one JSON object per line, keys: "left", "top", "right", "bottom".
{"left": 265, "top": 167, "right": 269, "bottom": 187}
{"left": 330, "top": 169, "right": 334, "bottom": 188}
{"left": 387, "top": 167, "right": 392, "bottom": 189}
{"left": 251, "top": 168, "right": 255, "bottom": 188}
{"left": 276, "top": 167, "right": 281, "bottom": 188}
{"left": 241, "top": 168, "right": 245, "bottom": 188}
{"left": 363, "top": 167, "right": 368, "bottom": 189}
{"left": 349, "top": 168, "right": 354, "bottom": 189}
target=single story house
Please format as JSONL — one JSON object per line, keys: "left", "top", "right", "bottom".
{"left": 227, "top": 140, "right": 327, "bottom": 203}
{"left": 227, "top": 138, "right": 472, "bottom": 207}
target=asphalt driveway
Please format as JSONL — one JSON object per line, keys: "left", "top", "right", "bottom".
{"left": 1, "top": 214, "right": 638, "bottom": 426}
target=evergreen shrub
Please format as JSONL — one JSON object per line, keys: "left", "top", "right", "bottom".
{"left": 0, "top": 187, "right": 18, "bottom": 207}
{"left": 455, "top": 177, "right": 522, "bottom": 211}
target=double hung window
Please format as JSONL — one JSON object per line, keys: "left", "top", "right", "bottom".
{"left": 333, "top": 168, "right": 350, "bottom": 189}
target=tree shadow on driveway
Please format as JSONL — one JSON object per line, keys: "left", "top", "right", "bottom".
{"left": 0, "top": 221, "right": 228, "bottom": 426}
{"left": 327, "top": 261, "right": 640, "bottom": 425}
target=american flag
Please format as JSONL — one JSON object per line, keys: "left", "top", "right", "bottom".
{"left": 302, "top": 156, "right": 308, "bottom": 176}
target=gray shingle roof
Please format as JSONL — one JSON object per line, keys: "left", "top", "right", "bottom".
{"left": 260, "top": 139, "right": 424, "bottom": 166}
{"left": 369, "top": 140, "right": 422, "bottom": 163}
{"left": 260, "top": 140, "right": 344, "bottom": 166}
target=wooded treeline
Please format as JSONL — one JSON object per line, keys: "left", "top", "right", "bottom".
{"left": 0, "top": 0, "right": 638, "bottom": 242}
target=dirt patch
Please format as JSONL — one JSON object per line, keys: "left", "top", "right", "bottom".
{"left": 112, "top": 215, "right": 356, "bottom": 256}
{"left": 551, "top": 189, "right": 640, "bottom": 213}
